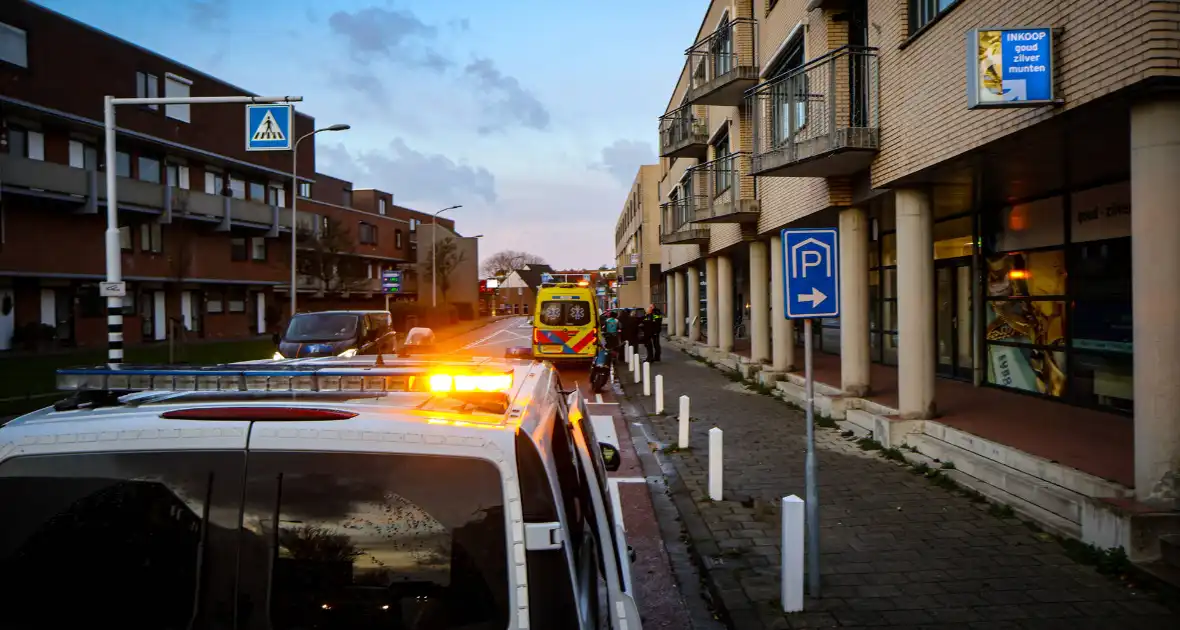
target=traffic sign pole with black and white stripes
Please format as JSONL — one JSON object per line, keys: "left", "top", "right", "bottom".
{"left": 102, "top": 94, "right": 302, "bottom": 366}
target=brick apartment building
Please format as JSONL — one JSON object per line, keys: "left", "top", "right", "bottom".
{"left": 0, "top": 1, "right": 460, "bottom": 351}
{"left": 613, "top": 164, "right": 662, "bottom": 310}
{"left": 653, "top": 0, "right": 1180, "bottom": 563}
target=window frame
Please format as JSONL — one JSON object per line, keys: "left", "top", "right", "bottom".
{"left": 230, "top": 237, "right": 248, "bottom": 262}
{"left": 250, "top": 236, "right": 267, "bottom": 262}
{"left": 139, "top": 221, "right": 163, "bottom": 254}
{"left": 135, "top": 71, "right": 160, "bottom": 110}
{"left": 163, "top": 72, "right": 192, "bottom": 123}
{"left": 358, "top": 221, "right": 378, "bottom": 245}
{"left": 0, "top": 21, "right": 29, "bottom": 69}
{"left": 908, "top": 0, "right": 963, "bottom": 38}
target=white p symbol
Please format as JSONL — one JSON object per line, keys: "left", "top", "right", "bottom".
{"left": 800, "top": 250, "right": 822, "bottom": 276}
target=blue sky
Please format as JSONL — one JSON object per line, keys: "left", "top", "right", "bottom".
{"left": 38, "top": 0, "right": 707, "bottom": 269}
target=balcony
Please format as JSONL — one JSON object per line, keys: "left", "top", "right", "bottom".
{"left": 660, "top": 199, "right": 710, "bottom": 245}
{"left": 747, "top": 46, "right": 880, "bottom": 178}
{"left": 659, "top": 105, "right": 709, "bottom": 159}
{"left": 0, "top": 153, "right": 314, "bottom": 234}
{"left": 686, "top": 152, "right": 760, "bottom": 223}
{"left": 684, "top": 18, "right": 759, "bottom": 107}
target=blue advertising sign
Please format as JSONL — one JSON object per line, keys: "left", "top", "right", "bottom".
{"left": 967, "top": 27, "right": 1056, "bottom": 109}
{"left": 782, "top": 228, "right": 840, "bottom": 319}
{"left": 245, "top": 104, "right": 293, "bottom": 151}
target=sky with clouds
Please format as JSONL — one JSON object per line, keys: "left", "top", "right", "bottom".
{"left": 37, "top": 0, "right": 708, "bottom": 269}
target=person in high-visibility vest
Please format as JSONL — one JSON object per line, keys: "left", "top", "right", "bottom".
{"left": 642, "top": 305, "right": 663, "bottom": 362}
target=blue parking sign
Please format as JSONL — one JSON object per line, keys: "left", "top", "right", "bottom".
{"left": 782, "top": 228, "right": 840, "bottom": 319}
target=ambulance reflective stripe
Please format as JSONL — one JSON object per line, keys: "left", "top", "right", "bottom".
{"left": 534, "top": 329, "right": 595, "bottom": 354}
{"left": 567, "top": 327, "right": 596, "bottom": 353}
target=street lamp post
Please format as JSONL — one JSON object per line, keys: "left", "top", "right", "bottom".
{"left": 431, "top": 205, "right": 462, "bottom": 308}
{"left": 290, "top": 124, "right": 350, "bottom": 319}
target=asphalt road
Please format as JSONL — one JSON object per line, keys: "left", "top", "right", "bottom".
{"left": 439, "top": 316, "right": 700, "bottom": 629}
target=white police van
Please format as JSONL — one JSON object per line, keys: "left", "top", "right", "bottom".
{"left": 0, "top": 354, "right": 642, "bottom": 630}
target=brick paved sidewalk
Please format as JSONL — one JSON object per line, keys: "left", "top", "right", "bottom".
{"left": 623, "top": 347, "right": 1180, "bottom": 630}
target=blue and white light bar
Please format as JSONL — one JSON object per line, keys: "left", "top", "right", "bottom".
{"left": 56, "top": 364, "right": 513, "bottom": 395}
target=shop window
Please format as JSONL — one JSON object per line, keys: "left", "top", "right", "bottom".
{"left": 986, "top": 344, "right": 1066, "bottom": 397}
{"left": 986, "top": 250, "right": 1066, "bottom": 298}
{"left": 139, "top": 222, "right": 163, "bottom": 254}
{"left": 137, "top": 155, "right": 161, "bottom": 184}
{"left": 986, "top": 300, "right": 1065, "bottom": 347}
{"left": 250, "top": 237, "right": 267, "bottom": 262}
{"left": 248, "top": 182, "right": 265, "bottom": 202}
{"left": 0, "top": 21, "right": 28, "bottom": 68}
{"left": 1069, "top": 352, "right": 1133, "bottom": 413}
{"left": 933, "top": 216, "right": 974, "bottom": 260}
{"left": 1070, "top": 238, "right": 1131, "bottom": 354}
{"left": 881, "top": 233, "right": 897, "bottom": 266}
{"left": 230, "top": 238, "right": 247, "bottom": 262}
{"left": 988, "top": 195, "right": 1064, "bottom": 253}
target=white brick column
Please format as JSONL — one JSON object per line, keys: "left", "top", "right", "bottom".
{"left": 706, "top": 256, "right": 719, "bottom": 347}
{"left": 770, "top": 233, "right": 795, "bottom": 371}
{"left": 687, "top": 265, "right": 701, "bottom": 342}
{"left": 839, "top": 207, "right": 871, "bottom": 396}
{"left": 896, "top": 188, "right": 936, "bottom": 419}
{"left": 749, "top": 240, "right": 771, "bottom": 363}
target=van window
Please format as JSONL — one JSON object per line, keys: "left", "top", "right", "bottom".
{"left": 539, "top": 300, "right": 592, "bottom": 327}
{"left": 0, "top": 451, "right": 245, "bottom": 629}
{"left": 241, "top": 452, "right": 509, "bottom": 630}
{"left": 285, "top": 313, "right": 359, "bottom": 342}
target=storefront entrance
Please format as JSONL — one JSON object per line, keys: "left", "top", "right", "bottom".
{"left": 936, "top": 258, "right": 973, "bottom": 380}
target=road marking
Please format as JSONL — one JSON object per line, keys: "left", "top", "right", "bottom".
{"left": 459, "top": 328, "right": 529, "bottom": 350}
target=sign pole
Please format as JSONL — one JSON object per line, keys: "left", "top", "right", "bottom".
{"left": 803, "top": 317, "right": 819, "bottom": 598}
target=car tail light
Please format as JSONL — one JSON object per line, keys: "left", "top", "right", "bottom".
{"left": 160, "top": 407, "right": 358, "bottom": 421}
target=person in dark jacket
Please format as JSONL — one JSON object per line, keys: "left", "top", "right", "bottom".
{"left": 620, "top": 308, "right": 641, "bottom": 355}
{"left": 643, "top": 305, "right": 663, "bottom": 362}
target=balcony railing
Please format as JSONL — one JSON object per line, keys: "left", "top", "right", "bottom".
{"left": 660, "top": 199, "right": 709, "bottom": 245}
{"left": 686, "top": 152, "right": 760, "bottom": 223}
{"left": 684, "top": 17, "right": 759, "bottom": 106}
{"left": 747, "top": 46, "right": 880, "bottom": 178}
{"left": 659, "top": 105, "right": 709, "bottom": 159}
{"left": 0, "top": 153, "right": 314, "bottom": 234}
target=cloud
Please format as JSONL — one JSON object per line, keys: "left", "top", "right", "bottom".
{"left": 464, "top": 58, "right": 550, "bottom": 133}
{"left": 327, "top": 6, "right": 450, "bottom": 70}
{"left": 318, "top": 140, "right": 497, "bottom": 205}
{"left": 186, "top": 0, "right": 229, "bottom": 30}
{"left": 593, "top": 139, "right": 656, "bottom": 185}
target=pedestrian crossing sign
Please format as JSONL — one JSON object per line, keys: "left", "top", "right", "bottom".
{"left": 245, "top": 104, "right": 293, "bottom": 151}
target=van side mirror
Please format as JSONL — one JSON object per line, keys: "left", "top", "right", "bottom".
{"left": 271, "top": 332, "right": 281, "bottom": 346}
{"left": 599, "top": 443, "right": 621, "bottom": 472}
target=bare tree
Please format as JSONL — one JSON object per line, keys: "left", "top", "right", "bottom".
{"left": 297, "top": 215, "right": 368, "bottom": 293}
{"left": 424, "top": 236, "right": 467, "bottom": 303}
{"left": 480, "top": 249, "right": 546, "bottom": 278}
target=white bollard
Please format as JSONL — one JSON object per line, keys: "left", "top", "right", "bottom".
{"left": 625, "top": 343, "right": 632, "bottom": 362}
{"left": 678, "top": 395, "right": 690, "bottom": 449}
{"left": 781, "top": 495, "right": 805, "bottom": 613}
{"left": 632, "top": 354, "right": 640, "bottom": 384}
{"left": 708, "top": 427, "right": 723, "bottom": 501}
{"left": 643, "top": 362, "right": 651, "bottom": 396}
{"left": 655, "top": 375, "right": 665, "bottom": 414}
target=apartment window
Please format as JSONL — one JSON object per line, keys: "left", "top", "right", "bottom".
{"left": 769, "top": 35, "right": 806, "bottom": 146}
{"left": 298, "top": 182, "right": 311, "bottom": 198}
{"left": 248, "top": 181, "right": 265, "bottom": 202}
{"left": 379, "top": 198, "right": 387, "bottom": 215}
{"left": 712, "top": 131, "right": 732, "bottom": 194}
{"left": 227, "top": 288, "right": 246, "bottom": 313}
{"left": 164, "top": 73, "right": 192, "bottom": 123}
{"left": 366, "top": 263, "right": 374, "bottom": 279}
{"left": 116, "top": 151, "right": 132, "bottom": 178}
{"left": 165, "top": 162, "right": 190, "bottom": 189}
{"left": 6, "top": 127, "right": 43, "bottom": 160}
{"left": 0, "top": 22, "right": 28, "bottom": 68}
{"left": 137, "top": 155, "right": 161, "bottom": 183}
{"left": 205, "top": 171, "right": 224, "bottom": 195}
{"left": 250, "top": 236, "right": 267, "bottom": 261}
{"left": 228, "top": 176, "right": 245, "bottom": 199}
{"left": 267, "top": 184, "right": 285, "bottom": 208}
{"left": 139, "top": 222, "right": 163, "bottom": 253}
{"left": 395, "top": 229, "right": 403, "bottom": 249}
{"left": 358, "top": 222, "right": 377, "bottom": 245}
{"left": 207, "top": 291, "right": 224, "bottom": 314}
{"left": 409, "top": 218, "right": 418, "bottom": 231}
{"left": 69, "top": 140, "right": 98, "bottom": 170}
{"left": 909, "top": 0, "right": 960, "bottom": 34}
{"left": 342, "top": 188, "right": 353, "bottom": 207}
{"left": 136, "top": 72, "right": 159, "bottom": 110}
{"left": 119, "top": 225, "right": 133, "bottom": 251}
{"left": 230, "top": 237, "right": 248, "bottom": 261}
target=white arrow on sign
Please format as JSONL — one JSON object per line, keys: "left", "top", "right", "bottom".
{"left": 796, "top": 287, "right": 827, "bottom": 307}
{"left": 1002, "top": 79, "right": 1028, "bottom": 101}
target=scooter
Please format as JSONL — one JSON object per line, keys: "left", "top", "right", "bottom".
{"left": 589, "top": 338, "right": 614, "bottom": 393}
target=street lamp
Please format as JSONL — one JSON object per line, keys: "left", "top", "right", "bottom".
{"left": 290, "top": 123, "right": 350, "bottom": 318}
{"left": 432, "top": 204, "right": 462, "bottom": 308}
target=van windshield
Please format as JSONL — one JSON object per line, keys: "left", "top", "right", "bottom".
{"left": 285, "top": 313, "right": 359, "bottom": 342}
{"left": 539, "top": 300, "right": 593, "bottom": 327}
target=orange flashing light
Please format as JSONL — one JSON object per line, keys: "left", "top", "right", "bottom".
{"left": 1008, "top": 269, "right": 1031, "bottom": 280}
{"left": 428, "top": 372, "right": 513, "bottom": 393}
{"left": 577, "top": 280, "right": 590, "bottom": 287}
